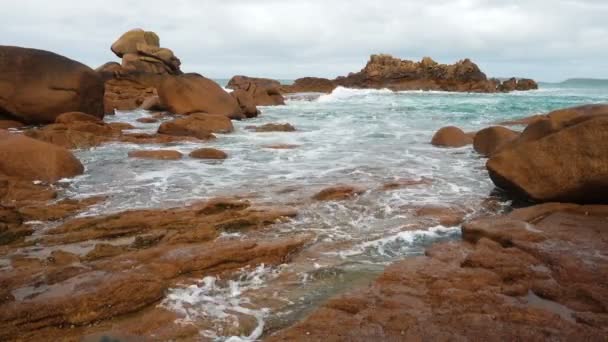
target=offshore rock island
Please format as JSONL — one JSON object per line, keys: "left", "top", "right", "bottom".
{"left": 0, "top": 27, "right": 606, "bottom": 342}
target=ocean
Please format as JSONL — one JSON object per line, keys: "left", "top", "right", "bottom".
{"left": 60, "top": 81, "right": 607, "bottom": 340}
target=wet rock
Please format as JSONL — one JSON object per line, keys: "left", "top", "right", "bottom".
{"left": 313, "top": 185, "right": 365, "bottom": 201}
{"left": 473, "top": 126, "right": 519, "bottom": 156}
{"left": 230, "top": 89, "right": 259, "bottom": 118}
{"left": 0, "top": 46, "right": 104, "bottom": 124}
{"left": 247, "top": 123, "right": 296, "bottom": 132}
{"left": 412, "top": 205, "right": 467, "bottom": 226}
{"left": 128, "top": 150, "right": 183, "bottom": 160}
{"left": 269, "top": 203, "right": 608, "bottom": 341}
{"left": 431, "top": 126, "right": 472, "bottom": 147}
{"left": 55, "top": 111, "right": 102, "bottom": 124}
{"left": 381, "top": 177, "right": 433, "bottom": 190}
{"left": 158, "top": 113, "right": 232, "bottom": 139}
{"left": 0, "top": 130, "right": 84, "bottom": 182}
{"left": 136, "top": 117, "right": 159, "bottom": 123}
{"left": 158, "top": 73, "right": 242, "bottom": 117}
{"left": 189, "top": 148, "right": 227, "bottom": 160}
{"left": 282, "top": 77, "right": 337, "bottom": 94}
{"left": 24, "top": 122, "right": 117, "bottom": 149}
{"left": 226, "top": 75, "right": 285, "bottom": 106}
{"left": 0, "top": 174, "right": 57, "bottom": 204}
{"left": 17, "top": 196, "right": 106, "bottom": 222}
{"left": 138, "top": 95, "right": 163, "bottom": 111}
{"left": 118, "top": 132, "right": 200, "bottom": 144}
{"left": 487, "top": 116, "right": 608, "bottom": 203}
{"left": 262, "top": 144, "right": 300, "bottom": 150}
{"left": 0, "top": 119, "right": 26, "bottom": 130}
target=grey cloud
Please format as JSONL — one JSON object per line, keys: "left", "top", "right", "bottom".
{"left": 1, "top": 0, "right": 607, "bottom": 81}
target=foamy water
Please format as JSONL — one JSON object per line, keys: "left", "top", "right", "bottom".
{"left": 60, "top": 83, "right": 607, "bottom": 340}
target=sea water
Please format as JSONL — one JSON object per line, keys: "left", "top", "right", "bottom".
{"left": 61, "top": 82, "right": 607, "bottom": 340}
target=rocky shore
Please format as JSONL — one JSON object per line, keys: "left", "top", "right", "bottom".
{"left": 0, "top": 28, "right": 605, "bottom": 341}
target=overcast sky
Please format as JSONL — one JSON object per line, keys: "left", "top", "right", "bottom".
{"left": 2, "top": 0, "right": 607, "bottom": 82}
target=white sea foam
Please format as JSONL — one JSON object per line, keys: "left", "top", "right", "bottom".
{"left": 160, "top": 264, "right": 283, "bottom": 341}
{"left": 317, "top": 86, "right": 393, "bottom": 102}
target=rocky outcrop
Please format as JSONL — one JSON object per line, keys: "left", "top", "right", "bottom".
{"left": 157, "top": 73, "right": 242, "bottom": 117}
{"left": 487, "top": 115, "right": 608, "bottom": 203}
{"left": 431, "top": 126, "right": 473, "bottom": 147}
{"left": 0, "top": 46, "right": 104, "bottom": 124}
{"left": 473, "top": 126, "right": 519, "bottom": 156}
{"left": 55, "top": 112, "right": 102, "bottom": 124}
{"left": 269, "top": 203, "right": 608, "bottom": 341}
{"left": 158, "top": 113, "right": 233, "bottom": 139}
{"left": 282, "top": 77, "right": 337, "bottom": 94}
{"left": 0, "top": 130, "right": 83, "bottom": 182}
{"left": 230, "top": 89, "right": 259, "bottom": 118}
{"left": 189, "top": 148, "right": 228, "bottom": 159}
{"left": 498, "top": 77, "right": 539, "bottom": 92}
{"left": 227, "top": 75, "right": 285, "bottom": 106}
{"left": 313, "top": 185, "right": 365, "bottom": 201}
{"left": 332, "top": 54, "right": 533, "bottom": 93}
{"left": 500, "top": 103, "right": 608, "bottom": 126}
{"left": 0, "top": 197, "right": 307, "bottom": 341}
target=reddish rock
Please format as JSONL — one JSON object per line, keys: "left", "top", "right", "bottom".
{"left": 111, "top": 29, "right": 160, "bottom": 58}
{"left": 226, "top": 75, "right": 285, "bottom": 106}
{"left": 247, "top": 123, "right": 296, "bottom": 132}
{"left": 282, "top": 77, "right": 337, "bottom": 94}
{"left": 103, "top": 77, "right": 158, "bottom": 114}
{"left": 0, "top": 120, "right": 25, "bottom": 129}
{"left": 473, "top": 126, "right": 519, "bottom": 156}
{"left": 431, "top": 126, "right": 472, "bottom": 147}
{"left": 0, "top": 46, "right": 104, "bottom": 124}
{"left": 128, "top": 150, "right": 183, "bottom": 160}
{"left": 313, "top": 185, "right": 365, "bottom": 201}
{"left": 158, "top": 73, "right": 242, "bottom": 117}
{"left": 158, "top": 113, "right": 232, "bottom": 139}
{"left": 138, "top": 96, "right": 163, "bottom": 111}
{"left": 269, "top": 203, "right": 608, "bottom": 341}
{"left": 0, "top": 130, "right": 84, "bottom": 182}
{"left": 55, "top": 112, "right": 102, "bottom": 124}
{"left": 381, "top": 177, "right": 433, "bottom": 190}
{"left": 189, "top": 148, "right": 227, "bottom": 160}
{"left": 136, "top": 117, "right": 159, "bottom": 123}
{"left": 334, "top": 55, "right": 511, "bottom": 92}
{"left": 230, "top": 89, "right": 259, "bottom": 118}
{"left": 95, "top": 61, "right": 122, "bottom": 74}
{"left": 487, "top": 116, "right": 608, "bottom": 203}
{"left": 500, "top": 104, "right": 608, "bottom": 126}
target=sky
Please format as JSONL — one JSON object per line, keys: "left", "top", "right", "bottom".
{"left": 2, "top": 0, "right": 608, "bottom": 82}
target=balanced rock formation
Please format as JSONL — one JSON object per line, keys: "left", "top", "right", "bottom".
{"left": 487, "top": 115, "right": 608, "bottom": 203}
{"left": 0, "top": 46, "right": 104, "bottom": 124}
{"left": 0, "top": 130, "right": 84, "bottom": 182}
{"left": 227, "top": 75, "right": 285, "bottom": 106}
{"left": 431, "top": 126, "right": 473, "bottom": 147}
{"left": 269, "top": 203, "right": 608, "bottom": 341}
{"left": 111, "top": 29, "right": 181, "bottom": 75}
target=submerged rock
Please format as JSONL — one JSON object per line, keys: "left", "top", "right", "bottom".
{"left": 431, "top": 126, "right": 472, "bottom": 147}
{"left": 189, "top": 148, "right": 228, "bottom": 160}
{"left": 158, "top": 113, "right": 232, "bottom": 139}
{"left": 269, "top": 203, "right": 608, "bottom": 341}
{"left": 313, "top": 185, "right": 365, "bottom": 201}
{"left": 128, "top": 150, "right": 183, "bottom": 160}
{"left": 247, "top": 123, "right": 296, "bottom": 132}
{"left": 0, "top": 46, "right": 104, "bottom": 124}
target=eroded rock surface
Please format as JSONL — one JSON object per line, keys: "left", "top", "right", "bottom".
{"left": 269, "top": 203, "right": 608, "bottom": 341}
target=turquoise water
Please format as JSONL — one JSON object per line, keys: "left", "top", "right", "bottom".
{"left": 63, "top": 83, "right": 606, "bottom": 340}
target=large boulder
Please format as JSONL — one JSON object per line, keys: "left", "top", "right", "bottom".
{"left": 473, "top": 126, "right": 519, "bottom": 156}
{"left": 226, "top": 75, "right": 285, "bottom": 106}
{"left": 0, "top": 46, "right": 104, "bottom": 124}
{"left": 487, "top": 116, "right": 608, "bottom": 203}
{"left": 157, "top": 74, "right": 242, "bottom": 117}
{"left": 431, "top": 126, "right": 472, "bottom": 147}
{"left": 230, "top": 89, "right": 258, "bottom": 118}
{"left": 111, "top": 29, "right": 160, "bottom": 58}
{"left": 0, "top": 130, "right": 84, "bottom": 182}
